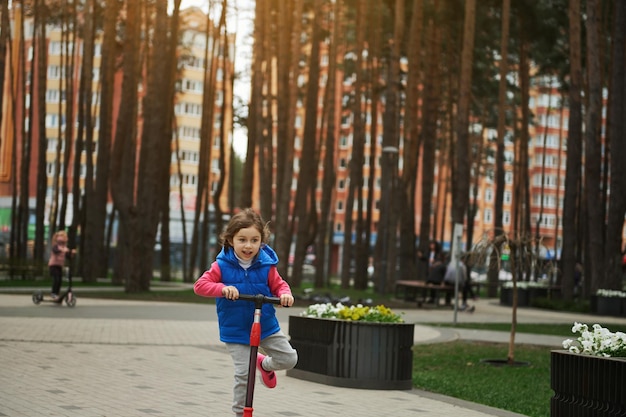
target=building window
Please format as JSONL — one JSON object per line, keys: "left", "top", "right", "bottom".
{"left": 49, "top": 41, "right": 63, "bottom": 55}
{"left": 47, "top": 65, "right": 64, "bottom": 79}
{"left": 45, "top": 114, "right": 66, "bottom": 128}
{"left": 175, "top": 102, "right": 202, "bottom": 116}
{"left": 503, "top": 211, "right": 510, "bottom": 225}
{"left": 46, "top": 162, "right": 63, "bottom": 177}
{"left": 485, "top": 188, "right": 493, "bottom": 203}
{"left": 178, "top": 125, "right": 201, "bottom": 140}
{"left": 183, "top": 174, "right": 197, "bottom": 187}
{"left": 485, "top": 168, "right": 494, "bottom": 183}
{"left": 533, "top": 214, "right": 556, "bottom": 227}
{"left": 46, "top": 89, "right": 66, "bottom": 103}
{"left": 47, "top": 137, "right": 62, "bottom": 152}
{"left": 182, "top": 78, "right": 203, "bottom": 93}
{"left": 484, "top": 208, "right": 492, "bottom": 224}
{"left": 177, "top": 150, "right": 199, "bottom": 164}
{"left": 182, "top": 55, "right": 205, "bottom": 68}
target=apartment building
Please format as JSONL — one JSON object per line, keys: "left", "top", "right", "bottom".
{"left": 0, "top": 6, "right": 232, "bottom": 249}
{"left": 291, "top": 56, "right": 611, "bottom": 273}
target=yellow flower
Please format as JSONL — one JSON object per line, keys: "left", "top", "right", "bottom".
{"left": 302, "top": 302, "right": 404, "bottom": 323}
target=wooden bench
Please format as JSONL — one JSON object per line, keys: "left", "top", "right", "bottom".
{"left": 394, "top": 280, "right": 456, "bottom": 307}
{"left": 394, "top": 280, "right": 483, "bottom": 307}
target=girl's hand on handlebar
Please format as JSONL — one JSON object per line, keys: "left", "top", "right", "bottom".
{"left": 222, "top": 286, "right": 239, "bottom": 300}
{"left": 280, "top": 294, "right": 294, "bottom": 307}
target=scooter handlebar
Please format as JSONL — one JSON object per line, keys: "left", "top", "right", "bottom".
{"left": 237, "top": 294, "right": 283, "bottom": 306}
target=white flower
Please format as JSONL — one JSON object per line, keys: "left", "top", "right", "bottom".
{"left": 301, "top": 302, "right": 343, "bottom": 319}
{"left": 595, "top": 289, "right": 626, "bottom": 298}
{"left": 563, "top": 322, "right": 626, "bottom": 357}
{"left": 300, "top": 302, "right": 404, "bottom": 323}
{"left": 501, "top": 281, "right": 548, "bottom": 289}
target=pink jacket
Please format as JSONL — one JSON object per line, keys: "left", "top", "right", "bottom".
{"left": 48, "top": 244, "right": 68, "bottom": 267}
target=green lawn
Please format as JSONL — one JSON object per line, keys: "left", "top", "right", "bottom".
{"left": 434, "top": 322, "right": 626, "bottom": 336}
{"left": 413, "top": 341, "right": 552, "bottom": 417}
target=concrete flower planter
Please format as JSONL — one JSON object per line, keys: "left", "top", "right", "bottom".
{"left": 500, "top": 286, "right": 552, "bottom": 307}
{"left": 551, "top": 350, "right": 626, "bottom": 416}
{"left": 590, "top": 295, "right": 626, "bottom": 317}
{"left": 287, "top": 315, "right": 415, "bottom": 390}
{"left": 499, "top": 287, "right": 530, "bottom": 306}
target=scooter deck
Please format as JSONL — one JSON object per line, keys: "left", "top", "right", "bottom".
{"left": 32, "top": 290, "right": 76, "bottom": 307}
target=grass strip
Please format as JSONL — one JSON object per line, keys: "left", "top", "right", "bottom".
{"left": 434, "top": 322, "right": 626, "bottom": 336}
{"left": 413, "top": 341, "right": 551, "bottom": 417}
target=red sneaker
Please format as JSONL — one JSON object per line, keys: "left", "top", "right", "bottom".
{"left": 256, "top": 353, "right": 277, "bottom": 388}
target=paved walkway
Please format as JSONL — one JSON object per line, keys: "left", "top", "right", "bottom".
{"left": 0, "top": 292, "right": 623, "bottom": 417}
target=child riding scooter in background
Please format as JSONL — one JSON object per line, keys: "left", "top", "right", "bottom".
{"left": 48, "top": 230, "right": 75, "bottom": 300}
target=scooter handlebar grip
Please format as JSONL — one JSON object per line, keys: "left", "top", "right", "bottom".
{"left": 237, "top": 294, "right": 283, "bottom": 306}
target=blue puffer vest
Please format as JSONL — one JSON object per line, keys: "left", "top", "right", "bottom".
{"left": 215, "top": 245, "right": 281, "bottom": 344}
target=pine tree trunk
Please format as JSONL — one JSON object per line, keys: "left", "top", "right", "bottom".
{"left": 603, "top": 0, "right": 626, "bottom": 291}
{"left": 488, "top": 0, "right": 511, "bottom": 297}
{"left": 451, "top": 0, "right": 476, "bottom": 230}
{"left": 561, "top": 0, "right": 583, "bottom": 301}
{"left": 584, "top": 0, "right": 604, "bottom": 293}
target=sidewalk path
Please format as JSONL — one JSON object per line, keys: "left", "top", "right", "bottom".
{"left": 0, "top": 293, "right": 622, "bottom": 417}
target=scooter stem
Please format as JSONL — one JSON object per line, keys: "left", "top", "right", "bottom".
{"left": 238, "top": 294, "right": 282, "bottom": 417}
{"left": 244, "top": 302, "right": 263, "bottom": 416}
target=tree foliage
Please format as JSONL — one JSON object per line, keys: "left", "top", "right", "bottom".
{"left": 3, "top": 0, "right": 624, "bottom": 298}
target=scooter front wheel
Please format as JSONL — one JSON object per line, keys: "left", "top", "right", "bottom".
{"left": 32, "top": 291, "right": 43, "bottom": 305}
{"left": 65, "top": 293, "right": 76, "bottom": 308}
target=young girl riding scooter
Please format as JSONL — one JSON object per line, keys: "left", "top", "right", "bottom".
{"left": 194, "top": 208, "right": 298, "bottom": 417}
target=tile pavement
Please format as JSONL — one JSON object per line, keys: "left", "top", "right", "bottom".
{"left": 0, "top": 292, "right": 621, "bottom": 417}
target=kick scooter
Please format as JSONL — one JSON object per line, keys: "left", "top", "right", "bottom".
{"left": 237, "top": 294, "right": 283, "bottom": 417}
{"left": 32, "top": 250, "right": 76, "bottom": 308}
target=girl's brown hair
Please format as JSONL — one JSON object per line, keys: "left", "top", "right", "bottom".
{"left": 53, "top": 230, "right": 68, "bottom": 243}
{"left": 220, "top": 208, "right": 270, "bottom": 248}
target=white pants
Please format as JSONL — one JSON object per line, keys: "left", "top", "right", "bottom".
{"left": 226, "top": 331, "right": 298, "bottom": 416}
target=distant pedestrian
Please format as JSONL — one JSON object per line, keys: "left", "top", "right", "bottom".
{"left": 461, "top": 254, "right": 477, "bottom": 311}
{"left": 574, "top": 262, "right": 583, "bottom": 296}
{"left": 194, "top": 208, "right": 298, "bottom": 417}
{"left": 443, "top": 255, "right": 476, "bottom": 312}
{"left": 418, "top": 240, "right": 442, "bottom": 267}
{"left": 425, "top": 252, "right": 447, "bottom": 304}
{"left": 48, "top": 230, "right": 74, "bottom": 300}
{"left": 443, "top": 254, "right": 467, "bottom": 306}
